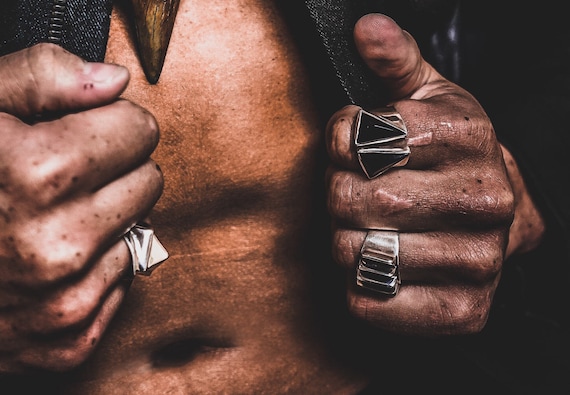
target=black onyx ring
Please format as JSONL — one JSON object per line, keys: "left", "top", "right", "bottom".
{"left": 354, "top": 107, "right": 410, "bottom": 179}
{"left": 356, "top": 230, "right": 400, "bottom": 296}
{"left": 123, "top": 223, "right": 169, "bottom": 276}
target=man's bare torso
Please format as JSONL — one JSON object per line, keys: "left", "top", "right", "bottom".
{"left": 57, "top": 1, "right": 366, "bottom": 393}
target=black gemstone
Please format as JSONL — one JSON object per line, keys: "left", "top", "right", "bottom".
{"left": 356, "top": 111, "right": 406, "bottom": 146}
{"left": 359, "top": 150, "right": 409, "bottom": 178}
{"left": 361, "top": 257, "right": 396, "bottom": 275}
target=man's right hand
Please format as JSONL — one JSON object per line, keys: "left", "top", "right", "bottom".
{"left": 0, "top": 43, "right": 163, "bottom": 373}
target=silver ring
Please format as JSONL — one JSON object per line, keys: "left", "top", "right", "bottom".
{"left": 354, "top": 107, "right": 410, "bottom": 179}
{"left": 356, "top": 230, "right": 400, "bottom": 296}
{"left": 123, "top": 223, "right": 169, "bottom": 276}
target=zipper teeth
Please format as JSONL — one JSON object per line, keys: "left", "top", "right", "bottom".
{"left": 47, "top": 0, "right": 67, "bottom": 43}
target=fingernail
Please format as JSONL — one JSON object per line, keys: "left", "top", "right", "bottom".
{"left": 84, "top": 62, "right": 129, "bottom": 84}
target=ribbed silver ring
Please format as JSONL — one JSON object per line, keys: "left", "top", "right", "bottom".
{"left": 356, "top": 230, "right": 400, "bottom": 296}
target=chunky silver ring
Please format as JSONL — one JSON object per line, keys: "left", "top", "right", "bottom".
{"left": 123, "top": 223, "right": 169, "bottom": 276}
{"left": 354, "top": 107, "right": 410, "bottom": 179}
{"left": 356, "top": 230, "right": 400, "bottom": 296}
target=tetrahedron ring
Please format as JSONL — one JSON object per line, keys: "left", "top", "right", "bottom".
{"left": 123, "top": 223, "right": 169, "bottom": 276}
{"left": 354, "top": 107, "right": 410, "bottom": 179}
{"left": 356, "top": 230, "right": 400, "bottom": 296}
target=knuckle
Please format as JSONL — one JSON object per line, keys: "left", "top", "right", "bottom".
{"left": 471, "top": 245, "right": 504, "bottom": 283}
{"left": 418, "top": 98, "right": 492, "bottom": 153}
{"left": 121, "top": 99, "right": 158, "bottom": 134}
{"left": 149, "top": 160, "right": 165, "bottom": 192}
{"left": 327, "top": 171, "right": 355, "bottom": 221}
{"left": 116, "top": 100, "right": 160, "bottom": 146}
{"left": 327, "top": 172, "right": 404, "bottom": 225}
{"left": 371, "top": 186, "right": 408, "bottom": 217}
{"left": 33, "top": 343, "right": 95, "bottom": 372}
{"left": 495, "top": 186, "right": 515, "bottom": 224}
{"left": 144, "top": 113, "right": 160, "bottom": 151}
{"left": 28, "top": 42, "right": 65, "bottom": 59}
{"left": 17, "top": 154, "right": 73, "bottom": 207}
{"left": 15, "top": 238, "right": 87, "bottom": 286}
{"left": 46, "top": 288, "right": 100, "bottom": 331}
{"left": 437, "top": 295, "right": 490, "bottom": 335}
{"left": 133, "top": 160, "right": 165, "bottom": 202}
{"left": 331, "top": 229, "right": 357, "bottom": 269}
{"left": 452, "top": 233, "right": 504, "bottom": 284}
{"left": 46, "top": 352, "right": 89, "bottom": 372}
{"left": 146, "top": 110, "right": 160, "bottom": 142}
{"left": 467, "top": 178, "right": 515, "bottom": 225}
{"left": 326, "top": 109, "right": 354, "bottom": 164}
{"left": 24, "top": 43, "right": 67, "bottom": 113}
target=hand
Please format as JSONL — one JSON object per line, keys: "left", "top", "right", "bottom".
{"left": 326, "top": 14, "right": 544, "bottom": 335}
{"left": 0, "top": 43, "right": 163, "bottom": 373}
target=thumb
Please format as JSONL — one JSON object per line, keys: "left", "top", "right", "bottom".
{"left": 0, "top": 43, "right": 130, "bottom": 118}
{"left": 354, "top": 13, "right": 442, "bottom": 100}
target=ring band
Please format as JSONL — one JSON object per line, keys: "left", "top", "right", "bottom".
{"left": 356, "top": 230, "right": 400, "bottom": 296}
{"left": 123, "top": 223, "right": 169, "bottom": 276}
{"left": 355, "top": 107, "right": 410, "bottom": 179}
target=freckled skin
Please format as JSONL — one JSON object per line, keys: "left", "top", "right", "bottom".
{"left": 0, "top": 37, "right": 164, "bottom": 373}
{"left": 326, "top": 14, "right": 545, "bottom": 335}
{"left": 45, "top": 1, "right": 368, "bottom": 394}
{"left": 0, "top": 2, "right": 548, "bottom": 393}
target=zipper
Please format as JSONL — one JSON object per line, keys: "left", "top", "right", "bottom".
{"left": 47, "top": 0, "right": 67, "bottom": 44}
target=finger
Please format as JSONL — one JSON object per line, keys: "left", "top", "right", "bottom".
{"left": 4, "top": 100, "right": 160, "bottom": 205}
{"left": 15, "top": 284, "right": 127, "bottom": 372}
{"left": 331, "top": 14, "right": 498, "bottom": 176}
{"left": 326, "top": 95, "right": 491, "bottom": 174}
{"left": 9, "top": 239, "right": 132, "bottom": 335}
{"left": 327, "top": 168, "right": 513, "bottom": 231}
{"left": 4, "top": 160, "right": 163, "bottom": 286}
{"left": 353, "top": 13, "right": 441, "bottom": 99}
{"left": 346, "top": 280, "right": 498, "bottom": 335}
{"left": 331, "top": 226, "right": 504, "bottom": 284}
{"left": 0, "top": 43, "right": 129, "bottom": 118}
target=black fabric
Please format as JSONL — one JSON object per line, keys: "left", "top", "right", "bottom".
{"left": 0, "top": 0, "right": 113, "bottom": 62}
{"left": 303, "top": 0, "right": 461, "bottom": 109}
{"left": 304, "top": 0, "right": 386, "bottom": 108}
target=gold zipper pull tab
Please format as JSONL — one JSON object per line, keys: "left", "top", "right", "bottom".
{"left": 130, "top": 0, "right": 181, "bottom": 84}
